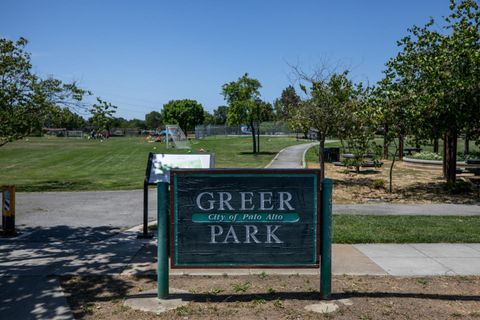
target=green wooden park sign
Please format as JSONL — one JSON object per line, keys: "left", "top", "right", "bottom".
{"left": 156, "top": 168, "right": 333, "bottom": 299}
{"left": 171, "top": 169, "right": 319, "bottom": 267}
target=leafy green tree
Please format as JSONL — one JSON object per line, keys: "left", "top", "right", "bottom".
{"left": 110, "top": 117, "right": 128, "bottom": 129}
{"left": 203, "top": 111, "right": 215, "bottom": 125}
{"left": 385, "top": 0, "right": 480, "bottom": 183}
{"left": 274, "top": 85, "right": 301, "bottom": 121}
{"left": 161, "top": 99, "right": 204, "bottom": 133}
{"left": 222, "top": 73, "right": 263, "bottom": 153}
{"left": 145, "top": 111, "right": 162, "bottom": 129}
{"left": 44, "top": 106, "right": 86, "bottom": 130}
{"left": 0, "top": 37, "right": 89, "bottom": 146}
{"left": 340, "top": 84, "right": 382, "bottom": 173}
{"left": 298, "top": 70, "right": 354, "bottom": 179}
{"left": 213, "top": 105, "right": 228, "bottom": 125}
{"left": 288, "top": 101, "right": 311, "bottom": 139}
{"left": 89, "top": 98, "right": 117, "bottom": 132}
{"left": 126, "top": 118, "right": 146, "bottom": 129}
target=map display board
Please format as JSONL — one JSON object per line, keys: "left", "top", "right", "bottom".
{"left": 146, "top": 153, "right": 213, "bottom": 184}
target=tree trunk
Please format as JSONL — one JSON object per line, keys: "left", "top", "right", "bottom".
{"left": 318, "top": 132, "right": 326, "bottom": 180}
{"left": 398, "top": 135, "right": 404, "bottom": 160}
{"left": 256, "top": 122, "right": 260, "bottom": 153}
{"left": 465, "top": 134, "right": 469, "bottom": 155}
{"left": 433, "top": 138, "right": 439, "bottom": 153}
{"left": 250, "top": 121, "right": 257, "bottom": 154}
{"left": 444, "top": 129, "right": 457, "bottom": 183}
{"left": 389, "top": 146, "right": 399, "bottom": 193}
{"left": 383, "top": 123, "right": 389, "bottom": 160}
{"left": 443, "top": 135, "right": 447, "bottom": 178}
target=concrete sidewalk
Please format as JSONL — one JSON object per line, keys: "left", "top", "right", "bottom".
{"left": 124, "top": 239, "right": 480, "bottom": 277}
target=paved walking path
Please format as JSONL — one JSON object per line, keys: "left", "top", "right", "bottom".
{"left": 1, "top": 141, "right": 480, "bottom": 319}
{"left": 266, "top": 141, "right": 318, "bottom": 168}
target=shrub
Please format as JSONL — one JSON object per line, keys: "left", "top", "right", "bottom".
{"left": 372, "top": 179, "right": 385, "bottom": 189}
{"left": 458, "top": 151, "right": 480, "bottom": 161}
{"left": 410, "top": 151, "right": 442, "bottom": 161}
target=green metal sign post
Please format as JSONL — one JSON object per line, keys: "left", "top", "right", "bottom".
{"left": 320, "top": 178, "right": 333, "bottom": 299}
{"left": 157, "top": 182, "right": 169, "bottom": 298}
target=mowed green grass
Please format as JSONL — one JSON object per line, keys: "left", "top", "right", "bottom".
{"left": 334, "top": 215, "right": 480, "bottom": 243}
{"left": 0, "top": 136, "right": 306, "bottom": 191}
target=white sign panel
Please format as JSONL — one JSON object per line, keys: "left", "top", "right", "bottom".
{"left": 148, "top": 154, "right": 213, "bottom": 183}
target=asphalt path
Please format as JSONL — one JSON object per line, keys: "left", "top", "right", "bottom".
{"left": 16, "top": 189, "right": 157, "bottom": 228}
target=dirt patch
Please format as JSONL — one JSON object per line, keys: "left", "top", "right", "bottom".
{"left": 306, "top": 161, "right": 480, "bottom": 204}
{"left": 60, "top": 274, "right": 480, "bottom": 319}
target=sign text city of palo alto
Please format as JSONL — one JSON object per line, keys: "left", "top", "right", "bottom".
{"left": 170, "top": 169, "right": 320, "bottom": 268}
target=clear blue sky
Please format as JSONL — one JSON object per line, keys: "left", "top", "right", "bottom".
{"left": 2, "top": 0, "right": 451, "bottom": 120}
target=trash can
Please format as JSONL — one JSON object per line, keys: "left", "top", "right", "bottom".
{"left": 323, "top": 148, "right": 340, "bottom": 162}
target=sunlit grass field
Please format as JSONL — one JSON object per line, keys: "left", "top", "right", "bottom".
{"left": 0, "top": 135, "right": 306, "bottom": 191}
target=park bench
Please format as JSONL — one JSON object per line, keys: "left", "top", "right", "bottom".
{"left": 464, "top": 159, "right": 480, "bottom": 176}
{"left": 333, "top": 154, "right": 383, "bottom": 170}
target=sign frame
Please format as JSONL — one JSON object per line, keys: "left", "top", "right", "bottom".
{"left": 169, "top": 168, "right": 322, "bottom": 269}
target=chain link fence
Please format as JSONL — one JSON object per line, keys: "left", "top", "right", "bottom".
{"left": 195, "top": 122, "right": 294, "bottom": 139}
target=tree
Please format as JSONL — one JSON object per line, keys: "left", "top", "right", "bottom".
{"left": 203, "top": 111, "right": 215, "bottom": 125}
{"left": 0, "top": 37, "right": 89, "bottom": 146}
{"left": 126, "top": 118, "right": 146, "bottom": 129}
{"left": 110, "top": 117, "right": 128, "bottom": 129}
{"left": 340, "top": 84, "right": 382, "bottom": 173}
{"left": 43, "top": 106, "right": 86, "bottom": 130}
{"left": 296, "top": 70, "right": 355, "bottom": 179}
{"left": 222, "top": 73, "right": 263, "bottom": 154}
{"left": 213, "top": 105, "right": 228, "bottom": 125}
{"left": 274, "top": 85, "right": 301, "bottom": 121}
{"left": 145, "top": 111, "right": 162, "bottom": 129}
{"left": 161, "top": 99, "right": 204, "bottom": 133}
{"left": 385, "top": 0, "right": 480, "bottom": 183}
{"left": 288, "top": 101, "right": 312, "bottom": 139}
{"left": 89, "top": 98, "right": 117, "bottom": 132}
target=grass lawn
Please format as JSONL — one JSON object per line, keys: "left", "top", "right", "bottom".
{"left": 149, "top": 215, "right": 480, "bottom": 243}
{"left": 334, "top": 215, "right": 480, "bottom": 243}
{"left": 0, "top": 135, "right": 306, "bottom": 191}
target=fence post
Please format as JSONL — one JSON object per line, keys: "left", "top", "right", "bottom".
{"left": 157, "top": 182, "right": 169, "bottom": 298}
{"left": 320, "top": 178, "right": 333, "bottom": 299}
